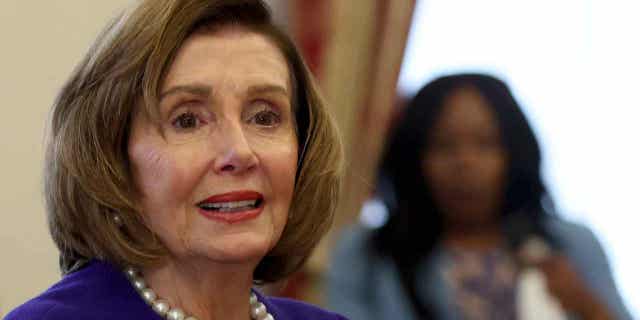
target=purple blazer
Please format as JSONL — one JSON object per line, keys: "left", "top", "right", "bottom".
{"left": 5, "top": 260, "right": 348, "bottom": 320}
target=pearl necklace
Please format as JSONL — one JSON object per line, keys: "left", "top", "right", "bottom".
{"left": 124, "top": 267, "right": 274, "bottom": 320}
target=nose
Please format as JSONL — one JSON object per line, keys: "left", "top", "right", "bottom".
{"left": 212, "top": 121, "right": 258, "bottom": 175}
{"left": 451, "top": 145, "right": 481, "bottom": 171}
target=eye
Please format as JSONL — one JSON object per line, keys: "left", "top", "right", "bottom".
{"left": 172, "top": 112, "right": 201, "bottom": 130}
{"left": 249, "top": 103, "right": 282, "bottom": 127}
{"left": 254, "top": 111, "right": 280, "bottom": 126}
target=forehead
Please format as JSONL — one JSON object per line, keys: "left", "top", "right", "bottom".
{"left": 162, "top": 27, "right": 291, "bottom": 94}
{"left": 436, "top": 86, "right": 498, "bottom": 131}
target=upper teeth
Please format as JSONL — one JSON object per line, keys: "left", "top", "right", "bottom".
{"left": 199, "top": 200, "right": 257, "bottom": 209}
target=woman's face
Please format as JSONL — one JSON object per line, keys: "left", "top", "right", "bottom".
{"left": 422, "top": 86, "right": 507, "bottom": 228}
{"left": 128, "top": 28, "right": 298, "bottom": 266}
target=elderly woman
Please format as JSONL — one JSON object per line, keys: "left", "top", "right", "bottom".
{"left": 7, "top": 1, "right": 344, "bottom": 320}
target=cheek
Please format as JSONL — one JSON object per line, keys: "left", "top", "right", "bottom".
{"left": 129, "top": 142, "right": 174, "bottom": 198}
{"left": 422, "top": 156, "right": 450, "bottom": 187}
{"left": 275, "top": 151, "right": 298, "bottom": 196}
{"left": 480, "top": 153, "right": 508, "bottom": 184}
{"left": 129, "top": 142, "right": 203, "bottom": 247}
{"left": 270, "top": 147, "right": 297, "bottom": 239}
{"left": 129, "top": 139, "right": 203, "bottom": 211}
{"left": 251, "top": 131, "right": 298, "bottom": 181}
{"left": 257, "top": 138, "right": 298, "bottom": 200}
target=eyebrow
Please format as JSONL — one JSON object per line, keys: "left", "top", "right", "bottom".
{"left": 246, "top": 84, "right": 289, "bottom": 98}
{"left": 159, "top": 83, "right": 290, "bottom": 103}
{"left": 159, "top": 84, "right": 212, "bottom": 101}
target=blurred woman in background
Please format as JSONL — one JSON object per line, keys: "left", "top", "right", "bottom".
{"left": 328, "top": 73, "right": 631, "bottom": 320}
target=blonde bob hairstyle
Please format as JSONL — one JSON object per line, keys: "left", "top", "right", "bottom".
{"left": 46, "top": 0, "right": 342, "bottom": 283}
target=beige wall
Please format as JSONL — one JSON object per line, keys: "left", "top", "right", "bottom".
{"left": 0, "top": 1, "right": 132, "bottom": 316}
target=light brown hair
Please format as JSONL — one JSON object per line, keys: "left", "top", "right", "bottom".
{"left": 46, "top": 0, "right": 342, "bottom": 283}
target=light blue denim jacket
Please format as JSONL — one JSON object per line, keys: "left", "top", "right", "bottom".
{"left": 327, "top": 219, "right": 633, "bottom": 320}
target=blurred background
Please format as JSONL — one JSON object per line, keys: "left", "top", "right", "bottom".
{"left": 0, "top": 0, "right": 637, "bottom": 318}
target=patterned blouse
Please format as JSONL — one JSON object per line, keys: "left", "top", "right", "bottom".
{"left": 443, "top": 247, "right": 518, "bottom": 320}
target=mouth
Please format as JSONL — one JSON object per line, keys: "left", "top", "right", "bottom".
{"left": 197, "top": 198, "right": 264, "bottom": 213}
{"left": 196, "top": 191, "right": 264, "bottom": 223}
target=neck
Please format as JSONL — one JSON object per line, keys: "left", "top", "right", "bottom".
{"left": 143, "top": 257, "right": 256, "bottom": 320}
{"left": 443, "top": 221, "right": 504, "bottom": 251}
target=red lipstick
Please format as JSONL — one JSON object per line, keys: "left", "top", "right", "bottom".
{"left": 197, "top": 190, "right": 264, "bottom": 224}
{"left": 198, "top": 190, "right": 263, "bottom": 204}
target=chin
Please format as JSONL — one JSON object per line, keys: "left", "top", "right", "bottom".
{"left": 183, "top": 232, "right": 276, "bottom": 265}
